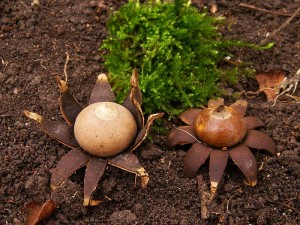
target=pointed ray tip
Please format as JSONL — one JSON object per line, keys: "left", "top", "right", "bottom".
{"left": 245, "top": 179, "right": 257, "bottom": 187}
{"left": 141, "top": 175, "right": 149, "bottom": 188}
{"left": 210, "top": 182, "right": 218, "bottom": 197}
{"left": 136, "top": 168, "right": 149, "bottom": 188}
{"left": 83, "top": 198, "right": 90, "bottom": 206}
{"left": 154, "top": 112, "right": 164, "bottom": 118}
{"left": 208, "top": 97, "right": 224, "bottom": 108}
{"left": 231, "top": 99, "right": 248, "bottom": 116}
{"left": 130, "top": 69, "right": 138, "bottom": 87}
{"left": 55, "top": 76, "right": 68, "bottom": 92}
{"left": 23, "top": 110, "right": 42, "bottom": 122}
{"left": 83, "top": 198, "right": 102, "bottom": 206}
{"left": 210, "top": 181, "right": 218, "bottom": 188}
{"left": 146, "top": 112, "right": 164, "bottom": 124}
{"left": 137, "top": 168, "right": 148, "bottom": 177}
{"left": 97, "top": 73, "right": 108, "bottom": 81}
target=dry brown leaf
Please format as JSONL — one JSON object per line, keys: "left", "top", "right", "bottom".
{"left": 255, "top": 72, "right": 286, "bottom": 100}
{"left": 25, "top": 199, "right": 56, "bottom": 225}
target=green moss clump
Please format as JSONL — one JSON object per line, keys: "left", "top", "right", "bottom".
{"left": 100, "top": 0, "right": 263, "bottom": 116}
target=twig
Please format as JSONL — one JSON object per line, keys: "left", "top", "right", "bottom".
{"left": 33, "top": 58, "right": 49, "bottom": 69}
{"left": 71, "top": 191, "right": 78, "bottom": 198}
{"left": 1, "top": 59, "right": 8, "bottom": 73}
{"left": 285, "top": 94, "right": 300, "bottom": 102}
{"left": 239, "top": 3, "right": 299, "bottom": 17}
{"left": 226, "top": 193, "right": 238, "bottom": 212}
{"left": 292, "top": 68, "right": 300, "bottom": 94}
{"left": 243, "top": 87, "right": 276, "bottom": 98}
{"left": 260, "top": 5, "right": 300, "bottom": 45}
{"left": 63, "top": 52, "right": 70, "bottom": 83}
{"left": 258, "top": 161, "right": 265, "bottom": 171}
{"left": 272, "top": 69, "right": 300, "bottom": 106}
{"left": 104, "top": 195, "right": 112, "bottom": 201}
{"left": 197, "top": 175, "right": 212, "bottom": 220}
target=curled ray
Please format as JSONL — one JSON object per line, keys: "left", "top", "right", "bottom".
{"left": 129, "top": 68, "right": 142, "bottom": 105}
{"left": 244, "top": 130, "right": 276, "bottom": 156}
{"left": 229, "top": 144, "right": 257, "bottom": 186}
{"left": 84, "top": 157, "right": 107, "bottom": 206}
{"left": 56, "top": 76, "right": 82, "bottom": 125}
{"left": 51, "top": 149, "right": 89, "bottom": 190}
{"left": 179, "top": 109, "right": 202, "bottom": 125}
{"left": 108, "top": 152, "right": 149, "bottom": 188}
{"left": 167, "top": 126, "right": 199, "bottom": 147}
{"left": 208, "top": 98, "right": 224, "bottom": 108}
{"left": 123, "top": 88, "right": 144, "bottom": 131}
{"left": 184, "top": 143, "right": 211, "bottom": 178}
{"left": 123, "top": 70, "right": 144, "bottom": 130}
{"left": 244, "top": 116, "right": 265, "bottom": 130}
{"left": 24, "top": 111, "right": 79, "bottom": 148}
{"left": 209, "top": 150, "right": 228, "bottom": 195}
{"left": 130, "top": 113, "right": 164, "bottom": 152}
{"left": 230, "top": 100, "right": 248, "bottom": 116}
{"left": 88, "top": 74, "right": 116, "bottom": 104}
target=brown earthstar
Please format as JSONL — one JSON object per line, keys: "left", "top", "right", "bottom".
{"left": 167, "top": 98, "right": 276, "bottom": 195}
{"left": 24, "top": 69, "right": 163, "bottom": 206}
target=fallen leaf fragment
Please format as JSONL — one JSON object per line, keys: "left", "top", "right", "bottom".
{"left": 255, "top": 72, "right": 286, "bottom": 100}
{"left": 25, "top": 199, "right": 56, "bottom": 225}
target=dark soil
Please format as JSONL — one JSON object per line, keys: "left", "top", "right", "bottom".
{"left": 1, "top": 0, "right": 299, "bottom": 224}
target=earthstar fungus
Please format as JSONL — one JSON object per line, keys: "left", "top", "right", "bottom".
{"left": 24, "top": 69, "right": 163, "bottom": 206}
{"left": 167, "top": 98, "right": 276, "bottom": 195}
